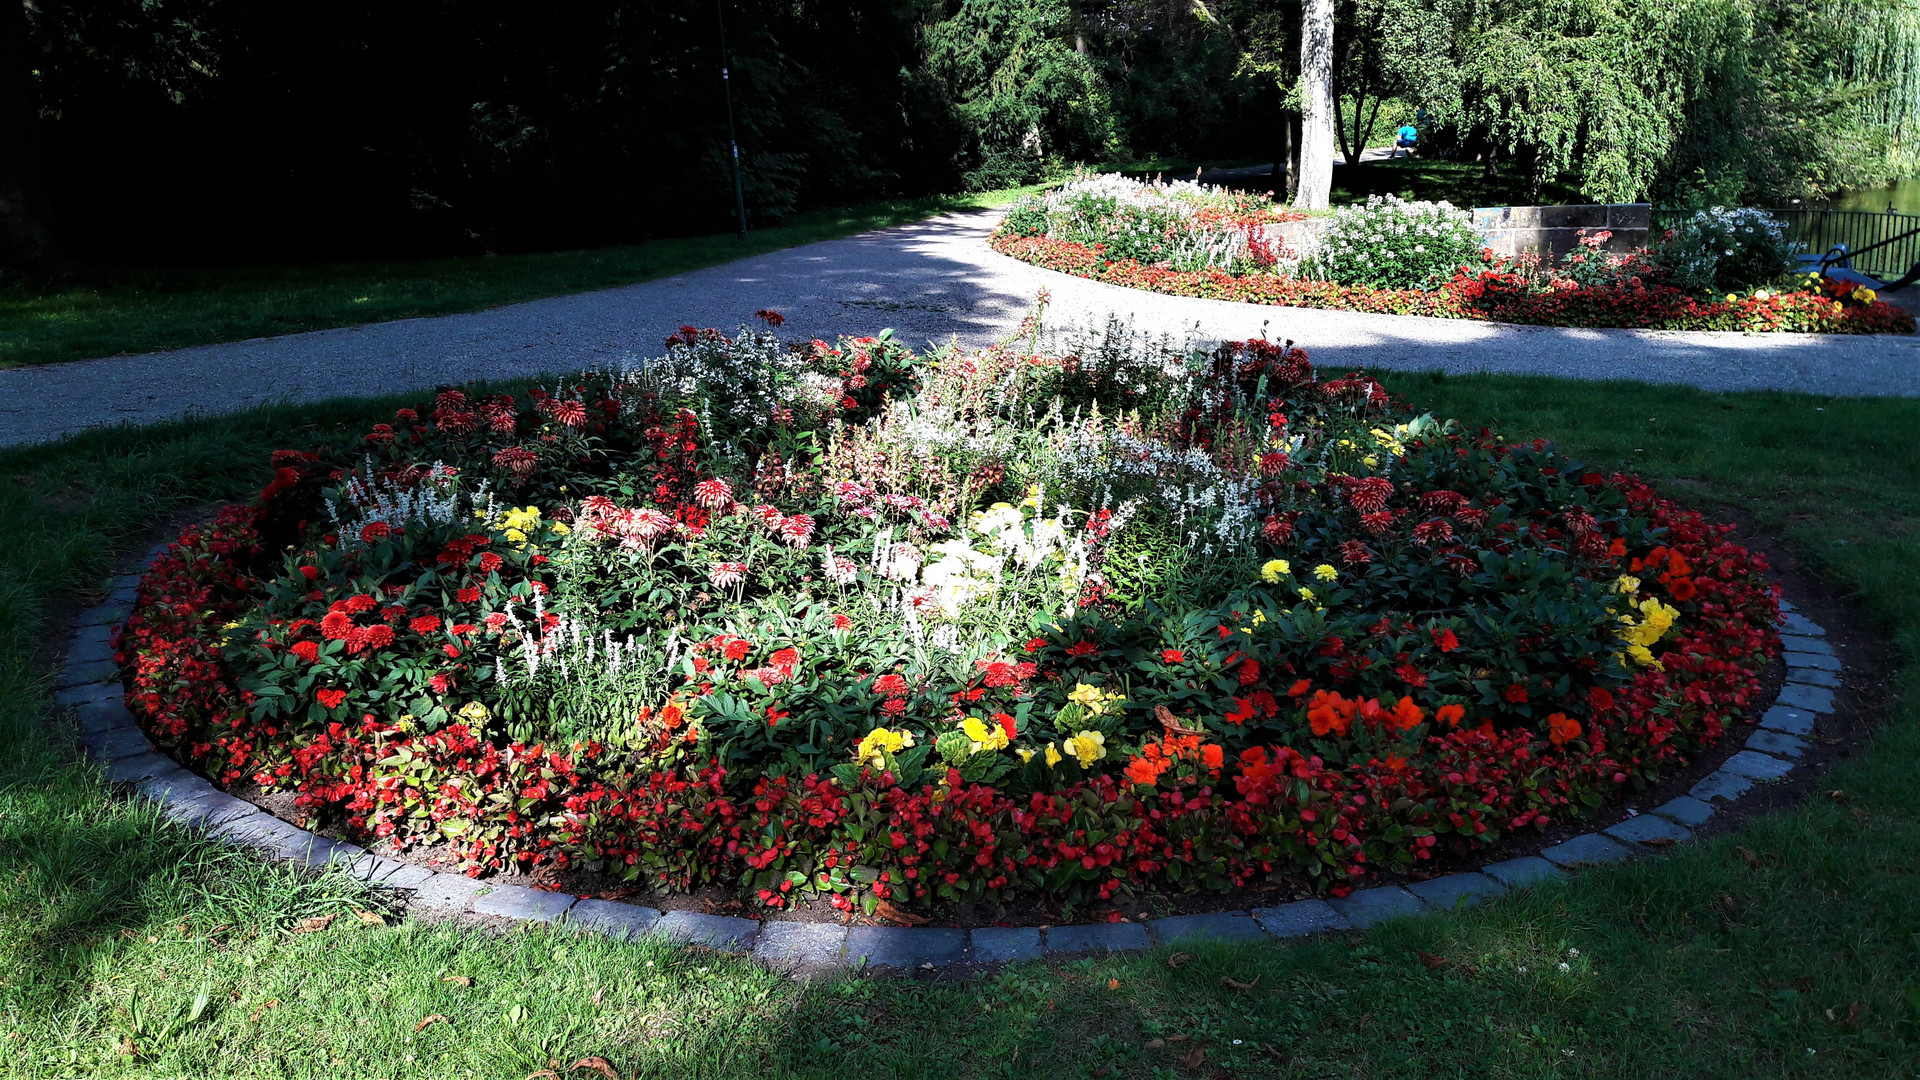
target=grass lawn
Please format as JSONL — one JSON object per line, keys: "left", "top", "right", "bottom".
{"left": 2, "top": 373, "right": 1916, "bottom": 1078}
{"left": 0, "top": 187, "right": 1043, "bottom": 371}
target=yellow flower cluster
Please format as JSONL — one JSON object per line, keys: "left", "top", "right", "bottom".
{"left": 960, "top": 717, "right": 1010, "bottom": 753}
{"left": 1260, "top": 559, "right": 1291, "bottom": 583}
{"left": 1060, "top": 730, "right": 1106, "bottom": 767}
{"left": 856, "top": 726, "right": 915, "bottom": 767}
{"left": 499, "top": 505, "right": 566, "bottom": 549}
{"left": 459, "top": 701, "right": 491, "bottom": 723}
{"left": 1616, "top": 595, "right": 1680, "bottom": 669}
{"left": 1067, "top": 682, "right": 1125, "bottom": 716}
{"left": 1313, "top": 563, "right": 1338, "bottom": 582}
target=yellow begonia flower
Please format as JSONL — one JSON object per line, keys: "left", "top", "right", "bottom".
{"left": 1261, "top": 559, "right": 1291, "bottom": 584}
{"left": 1062, "top": 730, "right": 1106, "bottom": 768}
{"left": 1067, "top": 682, "right": 1123, "bottom": 716}
{"left": 856, "top": 726, "right": 915, "bottom": 767}
{"left": 1298, "top": 586, "right": 1315, "bottom": 601}
{"left": 1017, "top": 747, "right": 1035, "bottom": 763}
{"left": 1859, "top": 288, "right": 1878, "bottom": 305}
{"left": 1615, "top": 574, "right": 1640, "bottom": 594}
{"left": 459, "top": 701, "right": 491, "bottom": 723}
{"left": 960, "top": 716, "right": 1010, "bottom": 753}
{"left": 1363, "top": 455, "right": 1380, "bottom": 468}
{"left": 1251, "top": 609, "right": 1267, "bottom": 627}
{"left": 1314, "top": 564, "right": 1338, "bottom": 582}
{"left": 1044, "top": 743, "right": 1062, "bottom": 768}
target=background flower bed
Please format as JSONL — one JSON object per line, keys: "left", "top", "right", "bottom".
{"left": 118, "top": 317, "right": 1779, "bottom": 917}
{"left": 995, "top": 179, "right": 1914, "bottom": 335}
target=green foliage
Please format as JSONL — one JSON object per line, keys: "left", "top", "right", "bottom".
{"left": 916, "top": 0, "right": 1119, "bottom": 190}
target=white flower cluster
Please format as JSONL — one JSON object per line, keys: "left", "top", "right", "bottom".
{"left": 326, "top": 457, "right": 490, "bottom": 549}
{"left": 1038, "top": 172, "right": 1261, "bottom": 272}
{"left": 1303, "top": 195, "right": 1487, "bottom": 289}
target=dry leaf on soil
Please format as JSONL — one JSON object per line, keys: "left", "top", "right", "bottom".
{"left": 290, "top": 915, "right": 334, "bottom": 934}
{"left": 873, "top": 899, "right": 930, "bottom": 926}
{"left": 354, "top": 909, "right": 385, "bottom": 926}
{"left": 571, "top": 1057, "right": 619, "bottom": 1078}
{"left": 1183, "top": 1046, "right": 1207, "bottom": 1069}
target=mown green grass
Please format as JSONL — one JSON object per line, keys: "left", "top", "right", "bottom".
{"left": 0, "top": 187, "right": 1044, "bottom": 370}
{"left": 1, "top": 374, "right": 1916, "bottom": 1079}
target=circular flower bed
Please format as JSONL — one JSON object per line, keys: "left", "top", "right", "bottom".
{"left": 119, "top": 316, "right": 1779, "bottom": 917}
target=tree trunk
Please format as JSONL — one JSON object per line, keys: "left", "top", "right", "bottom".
{"left": 1273, "top": 102, "right": 1290, "bottom": 197}
{"left": 1294, "top": 0, "right": 1335, "bottom": 210}
{"left": 0, "top": 0, "right": 73, "bottom": 277}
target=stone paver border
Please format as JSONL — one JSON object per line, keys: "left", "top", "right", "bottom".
{"left": 63, "top": 544, "right": 1840, "bottom": 975}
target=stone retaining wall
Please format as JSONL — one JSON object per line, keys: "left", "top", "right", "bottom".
{"left": 1472, "top": 203, "right": 1652, "bottom": 263}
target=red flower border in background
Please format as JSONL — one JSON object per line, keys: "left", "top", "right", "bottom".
{"left": 990, "top": 231, "right": 1916, "bottom": 336}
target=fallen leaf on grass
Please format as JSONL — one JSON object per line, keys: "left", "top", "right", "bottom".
{"left": 1167, "top": 952, "right": 1196, "bottom": 969}
{"left": 1826, "top": 1001, "right": 1865, "bottom": 1028}
{"left": 1826, "top": 789, "right": 1849, "bottom": 801}
{"left": 873, "top": 899, "right": 930, "bottom": 926}
{"left": 1107, "top": 978, "right": 1121, "bottom": 990}
{"left": 1735, "top": 846, "right": 1760, "bottom": 868}
{"left": 441, "top": 976, "right": 472, "bottom": 988}
{"left": 571, "top": 1057, "right": 619, "bottom": 1078}
{"left": 354, "top": 909, "right": 385, "bottom": 926}
{"left": 291, "top": 915, "right": 334, "bottom": 934}
{"left": 247, "top": 999, "right": 279, "bottom": 1023}
{"left": 1183, "top": 1046, "right": 1207, "bottom": 1070}
{"left": 524, "top": 1072, "right": 561, "bottom": 1080}
{"left": 1416, "top": 950, "right": 1448, "bottom": 969}
{"left": 1144, "top": 1039, "right": 1166, "bottom": 1050}
{"left": 414, "top": 1014, "right": 446, "bottom": 1032}
{"left": 1220, "top": 975, "right": 1260, "bottom": 992}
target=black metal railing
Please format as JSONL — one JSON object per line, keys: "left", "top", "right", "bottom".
{"left": 1655, "top": 207, "right": 1920, "bottom": 283}
{"left": 1769, "top": 208, "right": 1920, "bottom": 281}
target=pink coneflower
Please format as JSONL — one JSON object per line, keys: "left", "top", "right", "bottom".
{"left": 779, "top": 514, "right": 815, "bottom": 548}
{"left": 693, "top": 478, "right": 733, "bottom": 510}
{"left": 1346, "top": 476, "right": 1394, "bottom": 514}
{"left": 543, "top": 398, "right": 588, "bottom": 428}
{"left": 709, "top": 562, "right": 747, "bottom": 588}
{"left": 629, "top": 508, "right": 675, "bottom": 540}
{"left": 492, "top": 446, "right": 538, "bottom": 479}
{"left": 822, "top": 552, "right": 858, "bottom": 585}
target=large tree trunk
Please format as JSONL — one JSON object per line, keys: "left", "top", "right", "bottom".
{"left": 0, "top": 0, "right": 73, "bottom": 277}
{"left": 1294, "top": 0, "right": 1335, "bottom": 210}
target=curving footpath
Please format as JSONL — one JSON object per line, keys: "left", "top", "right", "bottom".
{"left": 57, "top": 537, "right": 1842, "bottom": 975}
{"left": 4, "top": 210, "right": 1920, "bottom": 448}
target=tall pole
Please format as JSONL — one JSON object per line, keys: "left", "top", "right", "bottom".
{"left": 718, "top": 0, "right": 749, "bottom": 240}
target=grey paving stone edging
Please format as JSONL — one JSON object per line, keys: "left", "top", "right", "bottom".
{"left": 61, "top": 558, "right": 1838, "bottom": 975}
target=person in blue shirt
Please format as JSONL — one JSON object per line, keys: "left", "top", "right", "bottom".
{"left": 1394, "top": 123, "right": 1418, "bottom": 158}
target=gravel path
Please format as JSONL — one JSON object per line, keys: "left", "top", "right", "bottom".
{"left": 4, "top": 209, "right": 1917, "bottom": 447}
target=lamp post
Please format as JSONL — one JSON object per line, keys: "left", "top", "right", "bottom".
{"left": 718, "top": 0, "right": 749, "bottom": 240}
